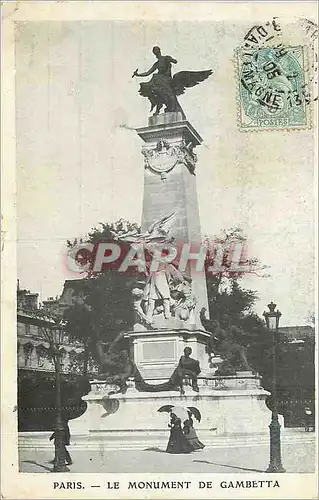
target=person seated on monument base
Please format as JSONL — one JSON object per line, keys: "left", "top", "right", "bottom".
{"left": 171, "top": 347, "right": 201, "bottom": 395}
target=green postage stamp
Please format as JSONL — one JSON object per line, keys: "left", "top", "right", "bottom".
{"left": 236, "top": 45, "right": 312, "bottom": 130}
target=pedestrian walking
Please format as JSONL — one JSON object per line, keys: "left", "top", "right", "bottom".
{"left": 183, "top": 416, "right": 205, "bottom": 451}
{"left": 49, "top": 420, "right": 72, "bottom": 465}
{"left": 166, "top": 413, "right": 193, "bottom": 454}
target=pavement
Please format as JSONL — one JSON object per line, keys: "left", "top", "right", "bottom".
{"left": 19, "top": 430, "right": 316, "bottom": 474}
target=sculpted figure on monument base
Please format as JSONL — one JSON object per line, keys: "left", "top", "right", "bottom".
{"left": 95, "top": 340, "right": 132, "bottom": 392}
{"left": 117, "top": 212, "right": 197, "bottom": 327}
{"left": 170, "top": 275, "right": 197, "bottom": 322}
{"left": 131, "top": 266, "right": 197, "bottom": 328}
{"left": 96, "top": 340, "right": 202, "bottom": 395}
{"left": 132, "top": 46, "right": 212, "bottom": 118}
{"left": 132, "top": 287, "right": 151, "bottom": 327}
{"left": 200, "top": 308, "right": 252, "bottom": 375}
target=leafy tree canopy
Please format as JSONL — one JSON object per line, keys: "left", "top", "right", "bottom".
{"left": 64, "top": 220, "right": 142, "bottom": 371}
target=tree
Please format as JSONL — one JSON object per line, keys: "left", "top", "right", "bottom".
{"left": 202, "top": 228, "right": 315, "bottom": 424}
{"left": 64, "top": 220, "right": 142, "bottom": 372}
{"left": 63, "top": 301, "right": 93, "bottom": 376}
{"left": 67, "top": 219, "right": 140, "bottom": 278}
{"left": 201, "top": 227, "right": 272, "bottom": 375}
{"left": 204, "top": 227, "right": 269, "bottom": 329}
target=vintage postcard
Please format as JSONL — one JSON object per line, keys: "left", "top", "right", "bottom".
{"left": 1, "top": 1, "right": 318, "bottom": 499}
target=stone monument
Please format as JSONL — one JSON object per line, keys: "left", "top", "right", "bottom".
{"left": 69, "top": 47, "right": 270, "bottom": 449}
{"left": 124, "top": 111, "right": 212, "bottom": 381}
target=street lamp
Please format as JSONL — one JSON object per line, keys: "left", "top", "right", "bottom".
{"left": 51, "top": 326, "right": 70, "bottom": 473}
{"left": 36, "top": 311, "right": 69, "bottom": 472}
{"left": 263, "top": 301, "right": 285, "bottom": 473}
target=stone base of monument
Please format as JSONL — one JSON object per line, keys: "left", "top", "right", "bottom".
{"left": 125, "top": 328, "right": 212, "bottom": 379}
{"left": 69, "top": 373, "right": 271, "bottom": 450}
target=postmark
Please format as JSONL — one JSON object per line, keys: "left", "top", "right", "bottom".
{"left": 242, "top": 18, "right": 283, "bottom": 49}
{"left": 236, "top": 45, "right": 312, "bottom": 131}
{"left": 297, "top": 18, "right": 318, "bottom": 99}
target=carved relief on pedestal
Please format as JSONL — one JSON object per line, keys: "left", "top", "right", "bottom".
{"left": 132, "top": 272, "right": 197, "bottom": 330}
{"left": 142, "top": 139, "right": 197, "bottom": 179}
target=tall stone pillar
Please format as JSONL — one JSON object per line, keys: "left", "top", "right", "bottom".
{"left": 136, "top": 112, "right": 209, "bottom": 328}
{"left": 122, "top": 112, "right": 212, "bottom": 381}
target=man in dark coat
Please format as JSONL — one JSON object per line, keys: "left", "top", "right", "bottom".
{"left": 49, "top": 420, "right": 72, "bottom": 466}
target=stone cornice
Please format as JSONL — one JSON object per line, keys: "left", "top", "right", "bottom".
{"left": 136, "top": 120, "right": 202, "bottom": 146}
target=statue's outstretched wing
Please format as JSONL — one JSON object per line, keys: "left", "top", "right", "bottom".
{"left": 172, "top": 70, "right": 213, "bottom": 96}
{"left": 117, "top": 212, "right": 176, "bottom": 245}
{"left": 148, "top": 211, "right": 176, "bottom": 236}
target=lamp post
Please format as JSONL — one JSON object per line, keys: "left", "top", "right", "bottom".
{"left": 263, "top": 301, "right": 285, "bottom": 473}
{"left": 52, "top": 327, "right": 70, "bottom": 473}
{"left": 36, "top": 311, "right": 69, "bottom": 472}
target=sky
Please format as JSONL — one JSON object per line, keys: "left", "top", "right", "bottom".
{"left": 15, "top": 20, "right": 315, "bottom": 326}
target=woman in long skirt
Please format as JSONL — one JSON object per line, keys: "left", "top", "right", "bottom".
{"left": 166, "top": 413, "right": 193, "bottom": 454}
{"left": 183, "top": 417, "right": 205, "bottom": 451}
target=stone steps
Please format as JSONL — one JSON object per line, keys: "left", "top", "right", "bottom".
{"left": 18, "top": 431, "right": 315, "bottom": 451}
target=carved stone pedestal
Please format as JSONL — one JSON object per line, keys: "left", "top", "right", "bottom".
{"left": 125, "top": 327, "right": 211, "bottom": 380}
{"left": 69, "top": 374, "right": 271, "bottom": 450}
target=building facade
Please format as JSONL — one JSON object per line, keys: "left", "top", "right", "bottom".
{"left": 17, "top": 287, "right": 97, "bottom": 375}
{"left": 17, "top": 286, "right": 96, "bottom": 431}
{"left": 18, "top": 307, "right": 85, "bottom": 375}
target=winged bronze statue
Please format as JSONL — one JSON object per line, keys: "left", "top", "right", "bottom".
{"left": 132, "top": 46, "right": 212, "bottom": 118}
